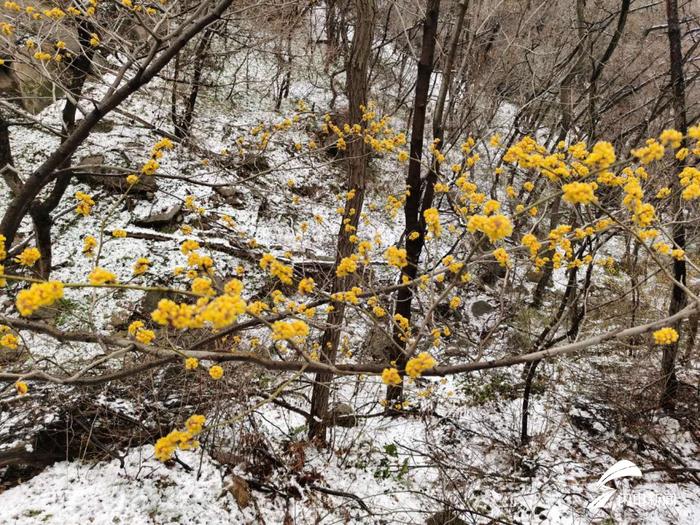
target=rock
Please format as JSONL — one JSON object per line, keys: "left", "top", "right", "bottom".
{"left": 132, "top": 203, "right": 183, "bottom": 229}
{"left": 139, "top": 289, "right": 178, "bottom": 315}
{"left": 75, "top": 154, "right": 157, "bottom": 195}
{"left": 93, "top": 119, "right": 115, "bottom": 133}
{"left": 328, "top": 403, "right": 357, "bottom": 427}
{"left": 471, "top": 300, "right": 495, "bottom": 317}
{"left": 363, "top": 323, "right": 393, "bottom": 362}
{"left": 109, "top": 309, "right": 131, "bottom": 330}
{"left": 425, "top": 510, "right": 468, "bottom": 525}
{"left": 526, "top": 269, "right": 542, "bottom": 283}
{"left": 214, "top": 185, "right": 245, "bottom": 208}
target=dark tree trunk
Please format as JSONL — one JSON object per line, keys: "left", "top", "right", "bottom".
{"left": 386, "top": 0, "right": 441, "bottom": 405}
{"left": 308, "top": 0, "right": 376, "bottom": 444}
{"left": 0, "top": 110, "right": 15, "bottom": 190}
{"left": 661, "top": 0, "right": 688, "bottom": 410}
{"left": 587, "top": 0, "right": 630, "bottom": 139}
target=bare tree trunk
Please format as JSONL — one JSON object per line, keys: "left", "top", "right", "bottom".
{"left": 179, "top": 28, "right": 215, "bottom": 138}
{"left": 0, "top": 110, "right": 16, "bottom": 191}
{"left": 308, "top": 0, "right": 376, "bottom": 444}
{"left": 660, "top": 0, "right": 688, "bottom": 410}
{"left": 386, "top": 0, "right": 441, "bottom": 405}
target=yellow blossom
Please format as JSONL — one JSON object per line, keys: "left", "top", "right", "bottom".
{"left": 405, "top": 352, "right": 436, "bottom": 379}
{"left": 209, "top": 365, "right": 224, "bottom": 380}
{"left": 652, "top": 327, "right": 678, "bottom": 345}
{"left": 16, "top": 281, "right": 64, "bottom": 316}
{"left": 14, "top": 247, "right": 41, "bottom": 266}
{"left": 89, "top": 267, "right": 117, "bottom": 285}
{"left": 381, "top": 368, "right": 401, "bottom": 386}
{"left": 298, "top": 277, "right": 315, "bottom": 295}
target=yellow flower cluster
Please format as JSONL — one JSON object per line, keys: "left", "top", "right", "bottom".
{"left": 493, "top": 247, "right": 510, "bottom": 268}
{"left": 521, "top": 233, "right": 541, "bottom": 258}
{"left": 75, "top": 192, "right": 95, "bottom": 216}
{"left": 423, "top": 208, "right": 441, "bottom": 237}
{"left": 467, "top": 214, "right": 513, "bottom": 243}
{"left": 393, "top": 313, "right": 410, "bottom": 333}
{"left": 14, "top": 247, "right": 40, "bottom": 266}
{"left": 562, "top": 182, "right": 597, "bottom": 205}
{"left": 271, "top": 319, "right": 310, "bottom": 341}
{"left": 332, "top": 286, "right": 363, "bottom": 304}
{"left": 154, "top": 414, "right": 206, "bottom": 462}
{"left": 191, "top": 277, "right": 214, "bottom": 296}
{"left": 652, "top": 327, "right": 679, "bottom": 345}
{"left": 0, "top": 325, "right": 18, "bottom": 350}
{"left": 16, "top": 281, "right": 64, "bottom": 316}
{"left": 209, "top": 365, "right": 224, "bottom": 379}
{"left": 384, "top": 246, "right": 408, "bottom": 268}
{"left": 405, "top": 352, "right": 436, "bottom": 379}
{"left": 298, "top": 277, "right": 315, "bottom": 295}
{"left": 151, "top": 293, "right": 246, "bottom": 330}
{"left": 260, "top": 253, "right": 293, "bottom": 284}
{"left": 128, "top": 321, "right": 155, "bottom": 344}
{"left": 583, "top": 141, "right": 616, "bottom": 169}
{"left": 659, "top": 129, "right": 683, "bottom": 149}
{"left": 336, "top": 255, "right": 358, "bottom": 277}
{"left": 132, "top": 257, "right": 150, "bottom": 276}
{"left": 89, "top": 267, "right": 118, "bottom": 285}
{"left": 381, "top": 367, "right": 401, "bottom": 386}
{"left": 631, "top": 139, "right": 665, "bottom": 164}
{"left": 82, "top": 235, "right": 97, "bottom": 256}
{"left": 679, "top": 167, "right": 700, "bottom": 201}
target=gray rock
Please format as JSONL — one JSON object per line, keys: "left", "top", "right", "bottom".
{"left": 214, "top": 185, "right": 245, "bottom": 208}
{"left": 75, "top": 154, "right": 156, "bottom": 195}
{"left": 526, "top": 269, "right": 542, "bottom": 283}
{"left": 328, "top": 403, "right": 357, "bottom": 427}
{"left": 232, "top": 153, "right": 269, "bottom": 173}
{"left": 471, "top": 300, "right": 495, "bottom": 317}
{"left": 132, "top": 204, "right": 183, "bottom": 229}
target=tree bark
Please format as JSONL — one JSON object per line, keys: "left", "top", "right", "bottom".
{"left": 386, "top": 0, "right": 441, "bottom": 405}
{"left": 308, "top": 0, "right": 375, "bottom": 444}
{"left": 660, "top": 0, "right": 688, "bottom": 410}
